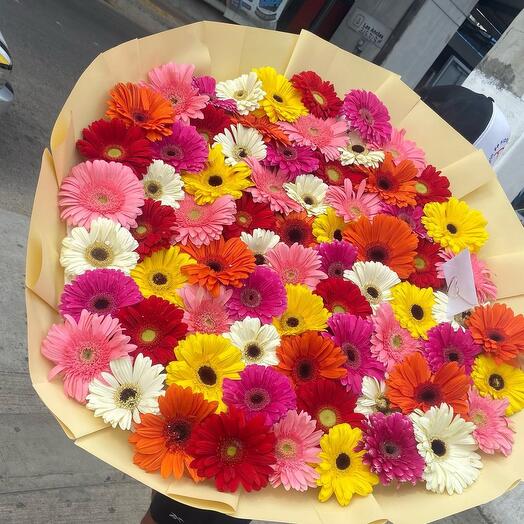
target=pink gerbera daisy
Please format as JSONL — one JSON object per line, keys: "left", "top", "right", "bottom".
{"left": 317, "top": 241, "right": 358, "bottom": 278}
{"left": 279, "top": 115, "right": 348, "bottom": 161}
{"left": 341, "top": 89, "right": 392, "bottom": 145}
{"left": 247, "top": 160, "right": 302, "bottom": 214}
{"left": 173, "top": 194, "right": 236, "bottom": 246}
{"left": 370, "top": 303, "right": 420, "bottom": 372}
{"left": 178, "top": 285, "right": 233, "bottom": 334}
{"left": 58, "top": 159, "right": 144, "bottom": 228}
{"left": 325, "top": 178, "right": 381, "bottom": 222}
{"left": 264, "top": 141, "right": 320, "bottom": 179}
{"left": 147, "top": 62, "right": 209, "bottom": 122}
{"left": 358, "top": 412, "right": 425, "bottom": 485}
{"left": 59, "top": 269, "right": 142, "bottom": 321}
{"left": 152, "top": 121, "right": 208, "bottom": 173}
{"left": 41, "top": 310, "right": 135, "bottom": 403}
{"left": 437, "top": 250, "right": 497, "bottom": 303}
{"left": 379, "top": 128, "right": 426, "bottom": 173}
{"left": 266, "top": 242, "right": 326, "bottom": 289}
{"left": 223, "top": 364, "right": 296, "bottom": 425}
{"left": 269, "top": 410, "right": 323, "bottom": 491}
{"left": 423, "top": 323, "right": 481, "bottom": 374}
{"left": 327, "top": 313, "right": 385, "bottom": 393}
{"left": 467, "top": 388, "right": 514, "bottom": 456}
{"left": 381, "top": 204, "right": 426, "bottom": 237}
{"left": 227, "top": 266, "right": 287, "bottom": 323}
{"left": 192, "top": 75, "right": 237, "bottom": 112}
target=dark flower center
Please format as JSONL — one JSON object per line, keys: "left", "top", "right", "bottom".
{"left": 152, "top": 272, "right": 168, "bottom": 286}
{"left": 246, "top": 343, "right": 262, "bottom": 359}
{"left": 328, "top": 261, "right": 344, "bottom": 278}
{"left": 198, "top": 365, "right": 217, "bottom": 386}
{"left": 446, "top": 223, "right": 458, "bottom": 234}
{"left": 444, "top": 346, "right": 462, "bottom": 363}
{"left": 147, "top": 182, "right": 160, "bottom": 194}
{"left": 91, "top": 247, "right": 109, "bottom": 261}
{"left": 282, "top": 147, "right": 296, "bottom": 160}
{"left": 416, "top": 383, "right": 441, "bottom": 405}
{"left": 352, "top": 144, "right": 365, "bottom": 153}
{"left": 333, "top": 229, "right": 343, "bottom": 241}
{"left": 208, "top": 175, "right": 223, "bottom": 187}
{"left": 411, "top": 304, "right": 424, "bottom": 320}
{"left": 431, "top": 439, "right": 447, "bottom": 457}
{"left": 246, "top": 388, "right": 269, "bottom": 410}
{"left": 382, "top": 441, "right": 400, "bottom": 458}
{"left": 165, "top": 419, "right": 191, "bottom": 446}
{"left": 367, "top": 244, "right": 388, "bottom": 263}
{"left": 489, "top": 373, "right": 505, "bottom": 390}
{"left": 237, "top": 148, "right": 247, "bottom": 158}
{"left": 303, "top": 196, "right": 314, "bottom": 205}
{"left": 488, "top": 329, "right": 505, "bottom": 342}
{"left": 336, "top": 452, "right": 351, "bottom": 470}
{"left": 93, "top": 296, "right": 110, "bottom": 311}
{"left": 254, "top": 253, "right": 266, "bottom": 265}
{"left": 286, "top": 316, "right": 299, "bottom": 327}
{"left": 133, "top": 112, "right": 146, "bottom": 123}
{"left": 163, "top": 145, "right": 182, "bottom": 159}
{"left": 377, "top": 176, "right": 392, "bottom": 191}
{"left": 207, "top": 260, "right": 223, "bottom": 272}
{"left": 240, "top": 287, "right": 262, "bottom": 308}
{"left": 272, "top": 94, "right": 283, "bottom": 103}
{"left": 119, "top": 387, "right": 137, "bottom": 403}
{"left": 341, "top": 342, "right": 361, "bottom": 369}
{"left": 297, "top": 359, "right": 314, "bottom": 380}
{"left": 366, "top": 286, "right": 379, "bottom": 299}
{"left": 286, "top": 225, "right": 305, "bottom": 244}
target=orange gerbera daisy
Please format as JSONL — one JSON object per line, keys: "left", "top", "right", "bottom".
{"left": 343, "top": 214, "right": 418, "bottom": 279}
{"left": 106, "top": 82, "right": 174, "bottom": 141}
{"left": 232, "top": 113, "right": 291, "bottom": 145}
{"left": 276, "top": 331, "right": 347, "bottom": 387}
{"left": 181, "top": 237, "right": 256, "bottom": 296}
{"left": 467, "top": 303, "right": 524, "bottom": 363}
{"left": 386, "top": 352, "right": 469, "bottom": 416}
{"left": 366, "top": 153, "right": 417, "bottom": 207}
{"left": 129, "top": 384, "right": 217, "bottom": 480}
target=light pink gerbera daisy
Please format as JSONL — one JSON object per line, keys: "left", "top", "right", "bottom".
{"left": 147, "top": 62, "right": 209, "bottom": 122}
{"left": 58, "top": 159, "right": 144, "bottom": 228}
{"left": 325, "top": 178, "right": 381, "bottom": 222}
{"left": 437, "top": 250, "right": 497, "bottom": 303}
{"left": 341, "top": 89, "right": 392, "bottom": 146}
{"left": 370, "top": 302, "right": 420, "bottom": 372}
{"left": 379, "top": 128, "right": 426, "bottom": 173}
{"left": 173, "top": 194, "right": 236, "bottom": 246}
{"left": 266, "top": 242, "right": 326, "bottom": 289}
{"left": 468, "top": 388, "right": 514, "bottom": 456}
{"left": 41, "top": 310, "right": 135, "bottom": 403}
{"left": 178, "top": 285, "right": 233, "bottom": 334}
{"left": 247, "top": 160, "right": 302, "bottom": 214}
{"left": 269, "top": 410, "right": 323, "bottom": 491}
{"left": 279, "top": 115, "right": 348, "bottom": 161}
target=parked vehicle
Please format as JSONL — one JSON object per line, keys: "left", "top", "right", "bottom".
{"left": 0, "top": 30, "right": 14, "bottom": 112}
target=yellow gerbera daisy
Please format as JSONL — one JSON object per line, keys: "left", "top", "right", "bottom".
{"left": 391, "top": 281, "right": 436, "bottom": 339}
{"left": 471, "top": 354, "right": 524, "bottom": 415}
{"left": 166, "top": 333, "right": 244, "bottom": 412}
{"left": 273, "top": 284, "right": 329, "bottom": 336}
{"left": 182, "top": 144, "right": 252, "bottom": 204}
{"left": 312, "top": 207, "right": 346, "bottom": 243}
{"left": 253, "top": 66, "right": 308, "bottom": 123}
{"left": 316, "top": 423, "right": 378, "bottom": 506}
{"left": 422, "top": 197, "right": 488, "bottom": 253}
{"left": 131, "top": 246, "right": 195, "bottom": 307}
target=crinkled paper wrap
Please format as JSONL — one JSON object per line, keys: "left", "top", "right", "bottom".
{"left": 26, "top": 21, "right": 523, "bottom": 523}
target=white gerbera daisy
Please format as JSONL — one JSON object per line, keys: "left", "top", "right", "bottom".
{"left": 142, "top": 160, "right": 184, "bottom": 208}
{"left": 432, "top": 291, "right": 463, "bottom": 329}
{"left": 344, "top": 261, "right": 400, "bottom": 311}
{"left": 60, "top": 217, "right": 139, "bottom": 278}
{"left": 223, "top": 317, "right": 280, "bottom": 366}
{"left": 213, "top": 123, "right": 267, "bottom": 166}
{"left": 410, "top": 403, "right": 482, "bottom": 495}
{"left": 355, "top": 377, "right": 389, "bottom": 416}
{"left": 86, "top": 353, "right": 166, "bottom": 431}
{"left": 283, "top": 174, "right": 328, "bottom": 217}
{"left": 215, "top": 72, "right": 266, "bottom": 115}
{"left": 339, "top": 132, "right": 384, "bottom": 168}
{"left": 240, "top": 228, "right": 280, "bottom": 265}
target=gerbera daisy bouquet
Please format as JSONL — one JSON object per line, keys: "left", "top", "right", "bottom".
{"left": 31, "top": 23, "right": 524, "bottom": 522}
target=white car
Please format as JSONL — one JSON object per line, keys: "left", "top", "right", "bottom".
{"left": 0, "top": 30, "right": 13, "bottom": 112}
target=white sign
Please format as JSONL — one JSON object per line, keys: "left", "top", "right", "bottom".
{"left": 348, "top": 8, "right": 392, "bottom": 49}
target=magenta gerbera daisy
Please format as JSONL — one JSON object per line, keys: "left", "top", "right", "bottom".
{"left": 266, "top": 242, "right": 326, "bottom": 289}
{"left": 269, "top": 410, "right": 323, "bottom": 491}
{"left": 381, "top": 204, "right": 426, "bottom": 238}
{"left": 41, "top": 310, "right": 135, "bottom": 403}
{"left": 341, "top": 89, "right": 392, "bottom": 145}
{"left": 358, "top": 412, "right": 425, "bottom": 485}
{"left": 152, "top": 121, "right": 208, "bottom": 173}
{"left": 192, "top": 75, "right": 237, "bottom": 112}
{"left": 279, "top": 115, "right": 348, "bottom": 161}
{"left": 223, "top": 364, "right": 296, "bottom": 425}
{"left": 59, "top": 269, "right": 142, "bottom": 321}
{"left": 58, "top": 159, "right": 144, "bottom": 228}
{"left": 317, "top": 241, "right": 358, "bottom": 279}
{"left": 264, "top": 141, "right": 320, "bottom": 179}
{"left": 327, "top": 313, "right": 385, "bottom": 394}
{"left": 423, "top": 323, "right": 481, "bottom": 374}
{"left": 325, "top": 178, "right": 382, "bottom": 222}
{"left": 379, "top": 128, "right": 426, "bottom": 173}
{"left": 370, "top": 302, "right": 420, "bottom": 372}
{"left": 173, "top": 194, "right": 236, "bottom": 246}
{"left": 227, "top": 266, "right": 287, "bottom": 323}
{"left": 147, "top": 62, "right": 209, "bottom": 122}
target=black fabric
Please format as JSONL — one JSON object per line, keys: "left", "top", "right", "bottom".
{"left": 149, "top": 492, "right": 252, "bottom": 524}
{"left": 419, "top": 85, "right": 494, "bottom": 144}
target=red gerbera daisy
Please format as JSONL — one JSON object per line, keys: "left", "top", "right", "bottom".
{"left": 117, "top": 296, "right": 187, "bottom": 366}
{"left": 409, "top": 239, "right": 444, "bottom": 289}
{"left": 315, "top": 156, "right": 367, "bottom": 187}
{"left": 415, "top": 165, "right": 451, "bottom": 205}
{"left": 190, "top": 105, "right": 231, "bottom": 144}
{"left": 291, "top": 71, "right": 342, "bottom": 118}
{"left": 275, "top": 211, "right": 315, "bottom": 247}
{"left": 187, "top": 407, "right": 276, "bottom": 493}
{"left": 296, "top": 379, "right": 364, "bottom": 433}
{"left": 232, "top": 113, "right": 291, "bottom": 145}
{"left": 76, "top": 118, "right": 153, "bottom": 177}
{"left": 314, "top": 278, "right": 372, "bottom": 317}
{"left": 222, "top": 194, "right": 276, "bottom": 239}
{"left": 131, "top": 199, "right": 177, "bottom": 260}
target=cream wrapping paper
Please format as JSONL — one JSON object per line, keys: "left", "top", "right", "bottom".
{"left": 25, "top": 21, "right": 523, "bottom": 523}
